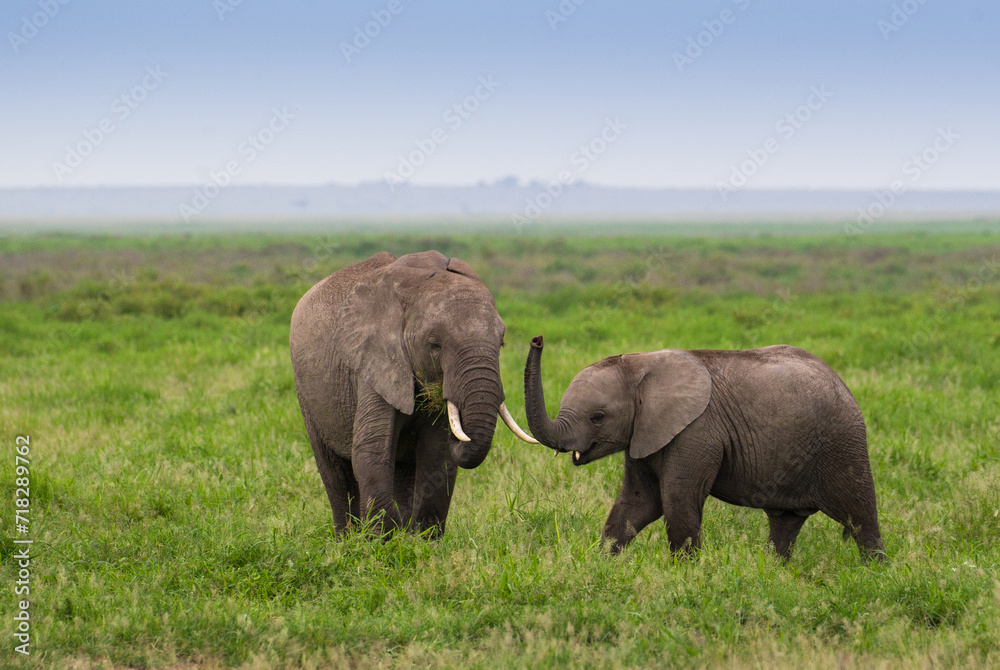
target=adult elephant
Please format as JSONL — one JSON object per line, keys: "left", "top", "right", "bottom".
{"left": 290, "top": 250, "right": 536, "bottom": 537}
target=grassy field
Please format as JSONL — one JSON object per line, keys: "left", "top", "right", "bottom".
{"left": 1, "top": 225, "right": 999, "bottom": 668}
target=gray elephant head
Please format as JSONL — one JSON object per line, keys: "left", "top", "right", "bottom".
{"left": 523, "top": 336, "right": 711, "bottom": 465}
{"left": 333, "top": 251, "right": 534, "bottom": 469}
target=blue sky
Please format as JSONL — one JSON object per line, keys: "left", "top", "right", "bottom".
{"left": 1, "top": 0, "right": 996, "bottom": 189}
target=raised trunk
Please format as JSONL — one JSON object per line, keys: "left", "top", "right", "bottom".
{"left": 443, "top": 349, "right": 502, "bottom": 469}
{"left": 523, "top": 336, "right": 573, "bottom": 451}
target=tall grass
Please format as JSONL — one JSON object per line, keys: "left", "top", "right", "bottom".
{"left": 0, "top": 230, "right": 997, "bottom": 668}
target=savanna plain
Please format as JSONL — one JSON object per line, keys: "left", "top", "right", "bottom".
{"left": 1, "top": 223, "right": 998, "bottom": 669}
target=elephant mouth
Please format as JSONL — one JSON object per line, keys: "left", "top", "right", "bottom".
{"left": 571, "top": 442, "right": 598, "bottom": 466}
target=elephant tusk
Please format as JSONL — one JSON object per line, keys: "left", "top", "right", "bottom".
{"left": 447, "top": 401, "right": 471, "bottom": 442}
{"left": 499, "top": 402, "right": 539, "bottom": 444}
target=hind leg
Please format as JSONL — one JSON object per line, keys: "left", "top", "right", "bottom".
{"left": 822, "top": 480, "right": 885, "bottom": 561}
{"left": 308, "top": 435, "right": 355, "bottom": 532}
{"left": 393, "top": 462, "right": 416, "bottom": 527}
{"left": 300, "top": 404, "right": 363, "bottom": 534}
{"left": 765, "top": 509, "right": 810, "bottom": 561}
{"left": 815, "top": 426, "right": 886, "bottom": 561}
{"left": 839, "top": 513, "right": 885, "bottom": 561}
{"left": 348, "top": 474, "right": 360, "bottom": 522}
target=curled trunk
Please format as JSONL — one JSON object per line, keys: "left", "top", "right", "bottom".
{"left": 523, "top": 336, "right": 573, "bottom": 451}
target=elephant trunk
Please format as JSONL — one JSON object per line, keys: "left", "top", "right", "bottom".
{"left": 443, "top": 348, "right": 502, "bottom": 469}
{"left": 523, "top": 336, "right": 573, "bottom": 452}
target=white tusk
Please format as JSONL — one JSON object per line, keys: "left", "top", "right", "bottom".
{"left": 499, "top": 402, "right": 539, "bottom": 444}
{"left": 447, "top": 401, "right": 471, "bottom": 442}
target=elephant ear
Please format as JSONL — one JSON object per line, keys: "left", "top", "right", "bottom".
{"left": 629, "top": 350, "right": 712, "bottom": 459}
{"left": 332, "top": 268, "right": 415, "bottom": 415}
{"left": 393, "top": 251, "right": 481, "bottom": 283}
{"left": 446, "top": 257, "right": 482, "bottom": 282}
{"left": 394, "top": 250, "right": 449, "bottom": 271}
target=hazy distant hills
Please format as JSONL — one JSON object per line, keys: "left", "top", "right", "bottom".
{"left": 2, "top": 182, "right": 999, "bottom": 223}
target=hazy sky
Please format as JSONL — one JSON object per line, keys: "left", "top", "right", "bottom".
{"left": 1, "top": 1, "right": 996, "bottom": 190}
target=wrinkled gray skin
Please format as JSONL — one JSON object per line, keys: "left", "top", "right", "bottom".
{"left": 525, "top": 336, "right": 885, "bottom": 561}
{"left": 290, "top": 251, "right": 508, "bottom": 537}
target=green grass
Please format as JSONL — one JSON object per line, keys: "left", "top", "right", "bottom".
{"left": 1, "top": 227, "right": 998, "bottom": 668}
{"left": 415, "top": 378, "right": 447, "bottom": 419}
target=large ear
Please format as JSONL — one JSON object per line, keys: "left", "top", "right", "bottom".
{"left": 332, "top": 267, "right": 415, "bottom": 414}
{"left": 629, "top": 350, "right": 712, "bottom": 459}
{"left": 446, "top": 257, "right": 482, "bottom": 282}
{"left": 394, "top": 250, "right": 449, "bottom": 271}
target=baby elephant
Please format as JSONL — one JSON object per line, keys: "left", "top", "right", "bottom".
{"left": 524, "top": 336, "right": 885, "bottom": 561}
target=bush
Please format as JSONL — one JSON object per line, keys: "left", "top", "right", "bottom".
{"left": 19, "top": 270, "right": 52, "bottom": 300}
{"left": 50, "top": 276, "right": 201, "bottom": 321}
{"left": 45, "top": 275, "right": 299, "bottom": 323}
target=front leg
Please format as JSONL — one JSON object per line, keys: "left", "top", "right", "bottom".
{"left": 602, "top": 456, "right": 663, "bottom": 554}
{"left": 660, "top": 486, "right": 707, "bottom": 555}
{"left": 657, "top": 437, "right": 721, "bottom": 555}
{"left": 352, "top": 383, "right": 404, "bottom": 534}
{"left": 411, "top": 423, "right": 458, "bottom": 538}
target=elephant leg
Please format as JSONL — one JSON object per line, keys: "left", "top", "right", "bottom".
{"left": 393, "top": 462, "right": 417, "bottom": 526}
{"left": 312, "top": 446, "right": 354, "bottom": 534}
{"left": 819, "top": 459, "right": 886, "bottom": 561}
{"left": 602, "top": 457, "right": 662, "bottom": 554}
{"left": 411, "top": 427, "right": 458, "bottom": 538}
{"left": 765, "top": 509, "right": 809, "bottom": 561}
{"left": 852, "top": 525, "right": 886, "bottom": 562}
{"left": 660, "top": 487, "right": 707, "bottom": 555}
{"left": 832, "top": 507, "right": 885, "bottom": 562}
{"left": 658, "top": 442, "right": 720, "bottom": 555}
{"left": 348, "top": 474, "right": 361, "bottom": 522}
{"left": 302, "top": 413, "right": 354, "bottom": 533}
{"left": 351, "top": 384, "right": 404, "bottom": 534}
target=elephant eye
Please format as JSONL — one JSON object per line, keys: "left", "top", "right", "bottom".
{"left": 590, "top": 411, "right": 605, "bottom": 425}
{"left": 428, "top": 338, "right": 441, "bottom": 350}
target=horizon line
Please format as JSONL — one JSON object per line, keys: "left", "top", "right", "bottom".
{"left": 4, "top": 183, "right": 1000, "bottom": 194}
